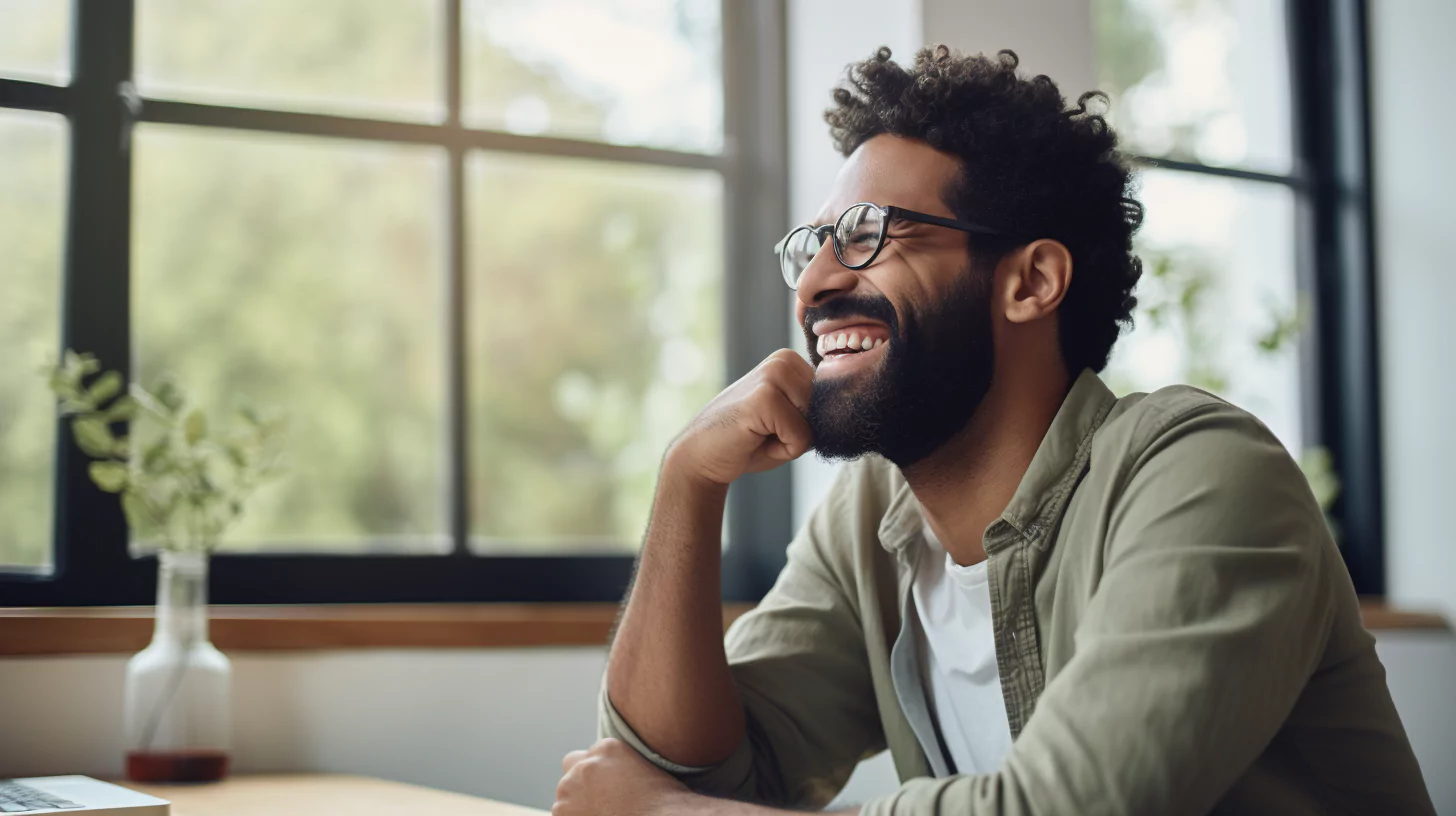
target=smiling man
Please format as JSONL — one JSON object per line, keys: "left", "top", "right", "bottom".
{"left": 553, "top": 47, "right": 1434, "bottom": 815}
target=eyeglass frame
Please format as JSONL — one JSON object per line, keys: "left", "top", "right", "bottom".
{"left": 772, "top": 202, "right": 1008, "bottom": 290}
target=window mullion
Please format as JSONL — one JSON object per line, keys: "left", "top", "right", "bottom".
{"left": 721, "top": 0, "right": 791, "bottom": 600}
{"left": 1289, "top": 0, "right": 1384, "bottom": 594}
{"left": 445, "top": 0, "right": 469, "bottom": 556}
{"left": 53, "top": 0, "right": 148, "bottom": 604}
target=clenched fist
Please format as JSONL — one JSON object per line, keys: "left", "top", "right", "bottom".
{"left": 554, "top": 738, "right": 690, "bottom": 816}
{"left": 665, "top": 349, "right": 815, "bottom": 487}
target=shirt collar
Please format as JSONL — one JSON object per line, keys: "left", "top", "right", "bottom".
{"left": 877, "top": 368, "right": 1117, "bottom": 556}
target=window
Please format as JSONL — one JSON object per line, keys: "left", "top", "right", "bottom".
{"left": 0, "top": 110, "right": 65, "bottom": 573}
{"left": 0, "top": 0, "right": 788, "bottom": 604}
{"left": 1094, "top": 0, "right": 1383, "bottom": 592}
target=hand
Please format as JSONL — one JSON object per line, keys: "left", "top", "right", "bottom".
{"left": 666, "top": 349, "right": 815, "bottom": 486}
{"left": 554, "top": 738, "right": 692, "bottom": 816}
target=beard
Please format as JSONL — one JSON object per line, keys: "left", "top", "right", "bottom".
{"left": 803, "top": 269, "right": 994, "bottom": 468}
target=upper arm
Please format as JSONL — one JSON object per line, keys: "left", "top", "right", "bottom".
{"left": 1027, "top": 405, "right": 1335, "bottom": 812}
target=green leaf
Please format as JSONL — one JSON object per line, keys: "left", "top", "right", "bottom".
{"left": 104, "top": 394, "right": 138, "bottom": 423}
{"left": 121, "top": 492, "right": 158, "bottom": 535}
{"left": 184, "top": 408, "right": 206, "bottom": 445}
{"left": 142, "top": 437, "right": 171, "bottom": 473}
{"left": 225, "top": 442, "right": 249, "bottom": 468}
{"left": 152, "top": 377, "right": 186, "bottom": 413}
{"left": 88, "top": 461, "right": 129, "bottom": 492}
{"left": 49, "top": 370, "right": 81, "bottom": 402}
{"left": 238, "top": 403, "right": 262, "bottom": 427}
{"left": 72, "top": 418, "right": 116, "bottom": 457}
{"left": 86, "top": 370, "right": 123, "bottom": 405}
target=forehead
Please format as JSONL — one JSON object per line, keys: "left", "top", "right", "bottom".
{"left": 814, "top": 134, "right": 962, "bottom": 224}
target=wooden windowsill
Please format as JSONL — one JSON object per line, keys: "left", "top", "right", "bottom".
{"left": 0, "top": 604, "right": 756, "bottom": 657}
{"left": 0, "top": 600, "right": 1444, "bottom": 657}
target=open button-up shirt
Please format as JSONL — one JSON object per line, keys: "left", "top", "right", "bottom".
{"left": 601, "top": 370, "right": 1434, "bottom": 815}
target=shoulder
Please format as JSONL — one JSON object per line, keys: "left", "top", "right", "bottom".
{"left": 1095, "top": 383, "right": 1292, "bottom": 480}
{"left": 1089, "top": 383, "right": 1330, "bottom": 560}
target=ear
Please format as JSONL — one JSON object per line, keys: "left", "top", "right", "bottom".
{"left": 1000, "top": 239, "right": 1072, "bottom": 324}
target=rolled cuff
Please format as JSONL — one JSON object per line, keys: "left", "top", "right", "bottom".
{"left": 597, "top": 682, "right": 757, "bottom": 798}
{"left": 859, "top": 776, "right": 960, "bottom": 816}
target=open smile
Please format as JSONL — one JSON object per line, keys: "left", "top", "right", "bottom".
{"left": 812, "top": 321, "right": 892, "bottom": 376}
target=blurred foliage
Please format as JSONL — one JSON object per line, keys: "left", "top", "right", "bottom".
{"left": 1, "top": 1, "right": 723, "bottom": 566}
{"left": 44, "top": 351, "right": 284, "bottom": 553}
{"left": 1109, "top": 244, "right": 1336, "bottom": 514}
{"left": 1093, "top": 0, "right": 1163, "bottom": 107}
{"left": 0, "top": 111, "right": 64, "bottom": 568}
{"left": 1092, "top": 0, "right": 1291, "bottom": 171}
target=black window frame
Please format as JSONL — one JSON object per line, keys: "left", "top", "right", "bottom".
{"left": 1, "top": 0, "right": 1385, "bottom": 606}
{"left": 1126, "top": 0, "right": 1383, "bottom": 595}
{"left": 0, "top": 0, "right": 792, "bottom": 606}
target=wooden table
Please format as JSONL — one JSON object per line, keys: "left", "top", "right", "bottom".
{"left": 123, "top": 774, "right": 547, "bottom": 815}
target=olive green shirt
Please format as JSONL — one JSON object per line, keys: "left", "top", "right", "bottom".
{"left": 600, "top": 370, "right": 1434, "bottom": 814}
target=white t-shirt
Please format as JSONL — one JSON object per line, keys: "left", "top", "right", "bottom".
{"left": 911, "top": 523, "right": 1014, "bottom": 775}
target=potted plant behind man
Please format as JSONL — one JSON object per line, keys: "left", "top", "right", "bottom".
{"left": 45, "top": 350, "right": 283, "bottom": 783}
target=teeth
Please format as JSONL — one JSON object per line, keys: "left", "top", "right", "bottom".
{"left": 817, "top": 329, "right": 886, "bottom": 357}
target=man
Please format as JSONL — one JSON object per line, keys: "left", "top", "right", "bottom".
{"left": 554, "top": 46, "right": 1433, "bottom": 815}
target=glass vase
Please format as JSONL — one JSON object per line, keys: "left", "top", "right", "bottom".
{"left": 123, "top": 549, "right": 232, "bottom": 783}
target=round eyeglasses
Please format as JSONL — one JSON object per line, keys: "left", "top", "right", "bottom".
{"left": 773, "top": 202, "right": 1006, "bottom": 290}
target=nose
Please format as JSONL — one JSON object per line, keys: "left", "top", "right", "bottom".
{"left": 795, "top": 236, "right": 861, "bottom": 309}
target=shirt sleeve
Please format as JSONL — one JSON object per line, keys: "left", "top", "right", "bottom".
{"left": 861, "top": 402, "right": 1406, "bottom": 816}
{"left": 598, "top": 461, "right": 889, "bottom": 808}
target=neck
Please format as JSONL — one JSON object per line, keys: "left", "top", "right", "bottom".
{"left": 902, "top": 364, "right": 1072, "bottom": 566}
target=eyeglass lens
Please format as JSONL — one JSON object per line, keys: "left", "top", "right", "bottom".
{"left": 780, "top": 204, "right": 884, "bottom": 288}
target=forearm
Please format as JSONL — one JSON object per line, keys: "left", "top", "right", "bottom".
{"left": 606, "top": 453, "right": 745, "bottom": 766}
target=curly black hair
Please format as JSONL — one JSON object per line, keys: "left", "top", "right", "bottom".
{"left": 825, "top": 45, "right": 1143, "bottom": 374}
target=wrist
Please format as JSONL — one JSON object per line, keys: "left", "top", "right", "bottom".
{"left": 648, "top": 789, "right": 715, "bottom": 816}
{"left": 661, "top": 446, "right": 732, "bottom": 499}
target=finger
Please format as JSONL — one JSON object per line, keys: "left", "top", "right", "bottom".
{"left": 561, "top": 750, "right": 588, "bottom": 774}
{"left": 760, "top": 352, "right": 814, "bottom": 415}
{"left": 756, "top": 388, "right": 814, "bottom": 459}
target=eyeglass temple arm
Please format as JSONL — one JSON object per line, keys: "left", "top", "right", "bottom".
{"left": 886, "top": 206, "right": 1003, "bottom": 236}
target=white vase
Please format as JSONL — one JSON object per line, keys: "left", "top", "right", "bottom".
{"left": 122, "top": 549, "right": 232, "bottom": 782}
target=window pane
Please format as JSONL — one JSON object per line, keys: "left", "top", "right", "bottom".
{"left": 133, "top": 126, "right": 448, "bottom": 553}
{"left": 0, "top": 0, "right": 69, "bottom": 84}
{"left": 1104, "top": 169, "right": 1303, "bottom": 450}
{"left": 0, "top": 111, "right": 64, "bottom": 570}
{"left": 467, "top": 154, "right": 723, "bottom": 552}
{"left": 1093, "top": 0, "right": 1292, "bottom": 173}
{"left": 463, "top": 0, "right": 722, "bottom": 153}
{"left": 136, "top": 0, "right": 443, "bottom": 121}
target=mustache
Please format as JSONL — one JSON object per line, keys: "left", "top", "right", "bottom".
{"left": 801, "top": 294, "right": 899, "bottom": 336}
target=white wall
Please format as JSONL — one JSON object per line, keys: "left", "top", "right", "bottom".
{"left": 1369, "top": 0, "right": 1456, "bottom": 625}
{"left": 1, "top": 632, "right": 1449, "bottom": 812}
{"left": 0, "top": 648, "right": 606, "bottom": 811}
